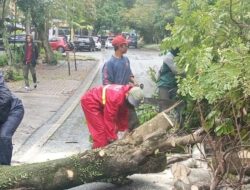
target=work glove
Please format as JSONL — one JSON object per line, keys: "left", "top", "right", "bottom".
{"left": 117, "top": 130, "right": 128, "bottom": 140}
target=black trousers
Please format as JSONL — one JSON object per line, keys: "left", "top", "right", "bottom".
{"left": 0, "top": 104, "right": 24, "bottom": 165}
{"left": 128, "top": 106, "right": 139, "bottom": 131}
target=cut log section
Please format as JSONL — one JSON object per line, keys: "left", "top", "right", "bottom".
{"left": 0, "top": 110, "right": 205, "bottom": 189}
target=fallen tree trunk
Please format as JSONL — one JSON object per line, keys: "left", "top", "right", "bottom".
{"left": 0, "top": 112, "right": 205, "bottom": 190}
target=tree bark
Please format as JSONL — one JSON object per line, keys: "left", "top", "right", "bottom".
{"left": 0, "top": 112, "right": 205, "bottom": 190}
{"left": 37, "top": 24, "right": 57, "bottom": 65}
{"left": 172, "top": 163, "right": 211, "bottom": 190}
{"left": 191, "top": 184, "right": 210, "bottom": 190}
{"left": 0, "top": 0, "right": 13, "bottom": 66}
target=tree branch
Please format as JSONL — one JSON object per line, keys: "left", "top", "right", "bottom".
{"left": 229, "top": 0, "right": 250, "bottom": 29}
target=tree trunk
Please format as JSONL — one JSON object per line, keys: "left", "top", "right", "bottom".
{"left": 0, "top": 111, "right": 205, "bottom": 190}
{"left": 38, "top": 21, "right": 57, "bottom": 65}
{"left": 38, "top": 28, "right": 57, "bottom": 65}
{"left": 25, "top": 8, "right": 31, "bottom": 35}
{"left": 0, "top": 0, "right": 13, "bottom": 66}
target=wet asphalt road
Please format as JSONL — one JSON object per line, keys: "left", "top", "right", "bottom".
{"left": 35, "top": 48, "right": 163, "bottom": 161}
{"left": 34, "top": 48, "right": 172, "bottom": 189}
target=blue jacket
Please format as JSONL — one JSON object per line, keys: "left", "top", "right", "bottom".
{"left": 0, "top": 72, "right": 23, "bottom": 124}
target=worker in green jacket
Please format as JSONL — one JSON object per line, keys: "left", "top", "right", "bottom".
{"left": 157, "top": 48, "right": 180, "bottom": 102}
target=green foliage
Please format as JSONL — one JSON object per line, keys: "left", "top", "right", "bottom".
{"left": 3, "top": 68, "right": 23, "bottom": 82}
{"left": 17, "top": 0, "right": 51, "bottom": 30}
{"left": 122, "top": 1, "right": 156, "bottom": 43}
{"left": 0, "top": 53, "right": 8, "bottom": 67}
{"left": 9, "top": 44, "right": 24, "bottom": 65}
{"left": 137, "top": 104, "right": 158, "bottom": 124}
{"left": 53, "top": 51, "right": 63, "bottom": 61}
{"left": 52, "top": 0, "right": 96, "bottom": 32}
{"left": 123, "top": 0, "right": 178, "bottom": 43}
{"left": 94, "top": 0, "right": 125, "bottom": 34}
{"left": 147, "top": 66, "right": 158, "bottom": 83}
{"left": 39, "top": 48, "right": 45, "bottom": 57}
{"left": 161, "top": 0, "right": 250, "bottom": 139}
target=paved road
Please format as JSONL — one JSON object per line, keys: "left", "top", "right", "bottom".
{"left": 45, "top": 49, "right": 173, "bottom": 190}
{"left": 19, "top": 48, "right": 172, "bottom": 189}
{"left": 11, "top": 57, "right": 99, "bottom": 163}
{"left": 33, "top": 48, "right": 163, "bottom": 162}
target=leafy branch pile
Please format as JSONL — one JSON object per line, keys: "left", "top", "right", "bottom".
{"left": 161, "top": 0, "right": 250, "bottom": 188}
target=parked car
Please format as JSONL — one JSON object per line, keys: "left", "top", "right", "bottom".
{"left": 105, "top": 37, "right": 114, "bottom": 49}
{"left": 8, "top": 34, "right": 26, "bottom": 43}
{"left": 127, "top": 36, "right": 137, "bottom": 48}
{"left": 92, "top": 36, "right": 101, "bottom": 51}
{"left": 49, "top": 36, "right": 70, "bottom": 53}
{"left": 73, "top": 36, "right": 95, "bottom": 52}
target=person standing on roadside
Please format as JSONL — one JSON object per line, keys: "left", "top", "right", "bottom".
{"left": 102, "top": 35, "right": 139, "bottom": 130}
{"left": 157, "top": 48, "right": 180, "bottom": 102}
{"left": 157, "top": 48, "right": 186, "bottom": 125}
{"left": 23, "top": 34, "right": 39, "bottom": 90}
{"left": 0, "top": 72, "right": 24, "bottom": 165}
{"left": 102, "top": 35, "right": 135, "bottom": 85}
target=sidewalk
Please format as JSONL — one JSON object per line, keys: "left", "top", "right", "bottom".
{"left": 6, "top": 58, "right": 100, "bottom": 163}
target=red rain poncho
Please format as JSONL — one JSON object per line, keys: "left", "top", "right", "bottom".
{"left": 81, "top": 84, "right": 131, "bottom": 148}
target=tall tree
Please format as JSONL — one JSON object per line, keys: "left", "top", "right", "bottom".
{"left": 17, "top": 0, "right": 57, "bottom": 65}
{"left": 153, "top": 0, "right": 179, "bottom": 42}
{"left": 53, "top": 0, "right": 96, "bottom": 37}
{"left": 94, "top": 0, "right": 125, "bottom": 35}
{"left": 0, "top": 0, "right": 13, "bottom": 66}
{"left": 122, "top": 0, "right": 157, "bottom": 43}
{"left": 122, "top": 0, "right": 178, "bottom": 43}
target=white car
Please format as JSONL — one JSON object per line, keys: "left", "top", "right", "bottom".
{"left": 105, "top": 37, "right": 114, "bottom": 49}
{"left": 93, "top": 36, "right": 102, "bottom": 51}
{"left": 95, "top": 41, "right": 102, "bottom": 51}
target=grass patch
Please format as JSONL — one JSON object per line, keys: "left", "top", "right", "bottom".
{"left": 0, "top": 53, "right": 8, "bottom": 67}
{"left": 69, "top": 54, "right": 96, "bottom": 61}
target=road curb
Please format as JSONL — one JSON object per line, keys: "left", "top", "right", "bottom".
{"left": 14, "top": 59, "right": 102, "bottom": 163}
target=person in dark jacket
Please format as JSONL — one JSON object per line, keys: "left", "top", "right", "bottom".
{"left": 0, "top": 72, "right": 24, "bottom": 165}
{"left": 23, "top": 34, "right": 39, "bottom": 90}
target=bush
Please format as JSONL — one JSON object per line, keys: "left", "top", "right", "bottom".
{"left": 12, "top": 45, "right": 23, "bottom": 63}
{"left": 39, "top": 48, "right": 45, "bottom": 56}
{"left": 54, "top": 51, "right": 63, "bottom": 61}
{"left": 0, "top": 53, "right": 8, "bottom": 67}
{"left": 2, "top": 67, "right": 23, "bottom": 82}
{"left": 137, "top": 104, "right": 158, "bottom": 124}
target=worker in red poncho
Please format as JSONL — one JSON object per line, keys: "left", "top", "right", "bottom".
{"left": 81, "top": 85, "right": 144, "bottom": 149}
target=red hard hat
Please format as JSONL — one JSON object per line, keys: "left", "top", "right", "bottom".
{"left": 112, "top": 35, "right": 128, "bottom": 46}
